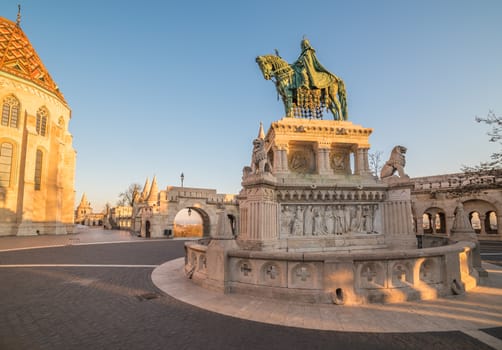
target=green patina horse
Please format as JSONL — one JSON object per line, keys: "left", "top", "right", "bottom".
{"left": 256, "top": 54, "right": 348, "bottom": 120}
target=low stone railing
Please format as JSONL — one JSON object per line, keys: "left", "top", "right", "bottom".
{"left": 185, "top": 240, "right": 478, "bottom": 305}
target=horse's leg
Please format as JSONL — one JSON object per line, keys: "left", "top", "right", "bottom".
{"left": 328, "top": 85, "right": 342, "bottom": 120}
{"left": 278, "top": 82, "right": 293, "bottom": 118}
{"left": 286, "top": 90, "right": 294, "bottom": 117}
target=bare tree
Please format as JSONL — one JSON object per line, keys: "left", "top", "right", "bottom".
{"left": 117, "top": 183, "right": 141, "bottom": 206}
{"left": 462, "top": 110, "right": 501, "bottom": 174}
{"left": 369, "top": 151, "right": 383, "bottom": 178}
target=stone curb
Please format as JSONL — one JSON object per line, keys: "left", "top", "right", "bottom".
{"left": 152, "top": 258, "right": 502, "bottom": 334}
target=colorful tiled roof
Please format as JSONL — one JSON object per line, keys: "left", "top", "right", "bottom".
{"left": 0, "top": 16, "right": 66, "bottom": 103}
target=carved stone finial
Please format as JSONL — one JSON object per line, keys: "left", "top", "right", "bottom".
{"left": 451, "top": 201, "right": 475, "bottom": 235}
{"left": 257, "top": 122, "right": 265, "bottom": 140}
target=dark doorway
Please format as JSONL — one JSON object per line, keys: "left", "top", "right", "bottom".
{"left": 145, "top": 220, "right": 151, "bottom": 238}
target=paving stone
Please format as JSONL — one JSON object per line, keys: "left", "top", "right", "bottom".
{"left": 0, "top": 234, "right": 497, "bottom": 350}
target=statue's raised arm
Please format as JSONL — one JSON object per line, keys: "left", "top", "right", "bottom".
{"left": 256, "top": 38, "right": 348, "bottom": 120}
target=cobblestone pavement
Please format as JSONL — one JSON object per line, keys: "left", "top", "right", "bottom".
{"left": 0, "top": 231, "right": 500, "bottom": 350}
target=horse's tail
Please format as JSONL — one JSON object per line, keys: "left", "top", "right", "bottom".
{"left": 337, "top": 79, "right": 348, "bottom": 120}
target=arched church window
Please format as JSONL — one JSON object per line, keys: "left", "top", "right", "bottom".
{"left": 0, "top": 142, "right": 13, "bottom": 187}
{"left": 1, "top": 95, "right": 20, "bottom": 128}
{"left": 34, "top": 149, "right": 43, "bottom": 191}
{"left": 36, "top": 107, "right": 49, "bottom": 136}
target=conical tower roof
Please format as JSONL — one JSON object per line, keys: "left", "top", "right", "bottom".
{"left": 79, "top": 193, "right": 89, "bottom": 206}
{"left": 140, "top": 178, "right": 150, "bottom": 201}
{"left": 0, "top": 16, "right": 66, "bottom": 103}
{"left": 147, "top": 176, "right": 158, "bottom": 203}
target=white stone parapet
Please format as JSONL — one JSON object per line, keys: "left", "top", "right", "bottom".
{"left": 412, "top": 172, "right": 501, "bottom": 192}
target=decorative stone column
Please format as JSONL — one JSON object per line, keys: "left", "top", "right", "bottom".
{"left": 416, "top": 215, "right": 424, "bottom": 235}
{"left": 238, "top": 186, "right": 280, "bottom": 250}
{"left": 479, "top": 214, "right": 486, "bottom": 236}
{"left": 381, "top": 187, "right": 416, "bottom": 249}
{"left": 498, "top": 214, "right": 502, "bottom": 236}
{"left": 354, "top": 147, "right": 371, "bottom": 176}
{"left": 273, "top": 143, "right": 289, "bottom": 174}
{"left": 317, "top": 141, "right": 331, "bottom": 176}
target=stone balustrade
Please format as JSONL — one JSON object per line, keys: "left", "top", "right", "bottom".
{"left": 185, "top": 240, "right": 478, "bottom": 305}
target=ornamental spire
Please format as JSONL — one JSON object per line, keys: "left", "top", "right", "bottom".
{"left": 147, "top": 176, "right": 158, "bottom": 203}
{"left": 257, "top": 121, "right": 265, "bottom": 140}
{"left": 16, "top": 4, "right": 21, "bottom": 27}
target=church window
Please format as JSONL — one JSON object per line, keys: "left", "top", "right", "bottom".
{"left": 1, "top": 95, "right": 20, "bottom": 128}
{"left": 0, "top": 142, "right": 13, "bottom": 187}
{"left": 36, "top": 107, "right": 48, "bottom": 136}
{"left": 34, "top": 149, "right": 43, "bottom": 191}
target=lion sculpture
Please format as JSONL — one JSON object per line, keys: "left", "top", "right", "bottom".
{"left": 251, "top": 138, "right": 271, "bottom": 174}
{"left": 380, "top": 145, "right": 409, "bottom": 179}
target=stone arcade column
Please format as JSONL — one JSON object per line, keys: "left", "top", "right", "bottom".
{"left": 317, "top": 141, "right": 331, "bottom": 176}
{"left": 479, "top": 214, "right": 486, "bottom": 236}
{"left": 354, "top": 147, "right": 371, "bottom": 176}
{"left": 272, "top": 143, "right": 289, "bottom": 174}
{"left": 498, "top": 213, "right": 502, "bottom": 236}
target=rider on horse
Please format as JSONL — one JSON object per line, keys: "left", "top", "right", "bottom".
{"left": 293, "top": 38, "right": 341, "bottom": 90}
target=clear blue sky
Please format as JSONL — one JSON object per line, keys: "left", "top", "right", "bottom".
{"left": 2, "top": 0, "right": 501, "bottom": 211}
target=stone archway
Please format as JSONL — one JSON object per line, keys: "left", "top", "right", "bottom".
{"left": 190, "top": 207, "right": 211, "bottom": 237}
{"left": 133, "top": 186, "right": 239, "bottom": 238}
{"left": 422, "top": 207, "right": 446, "bottom": 234}
{"left": 464, "top": 199, "right": 498, "bottom": 236}
{"left": 172, "top": 207, "right": 210, "bottom": 238}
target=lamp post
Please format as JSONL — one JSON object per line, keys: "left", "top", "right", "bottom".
{"left": 180, "top": 172, "right": 184, "bottom": 188}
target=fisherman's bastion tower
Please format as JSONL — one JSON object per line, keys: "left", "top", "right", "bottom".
{"left": 0, "top": 13, "right": 76, "bottom": 236}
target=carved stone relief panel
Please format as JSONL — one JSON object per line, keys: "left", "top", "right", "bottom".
{"left": 288, "top": 142, "right": 316, "bottom": 174}
{"left": 288, "top": 262, "right": 322, "bottom": 290}
{"left": 259, "top": 261, "right": 287, "bottom": 287}
{"left": 330, "top": 146, "right": 351, "bottom": 175}
{"left": 198, "top": 254, "right": 207, "bottom": 273}
{"left": 419, "top": 258, "right": 442, "bottom": 284}
{"left": 388, "top": 260, "right": 413, "bottom": 287}
{"left": 233, "top": 259, "right": 257, "bottom": 283}
{"left": 280, "top": 203, "right": 380, "bottom": 237}
{"left": 357, "top": 261, "right": 386, "bottom": 289}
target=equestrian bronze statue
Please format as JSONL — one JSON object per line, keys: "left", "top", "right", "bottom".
{"left": 256, "top": 38, "right": 348, "bottom": 120}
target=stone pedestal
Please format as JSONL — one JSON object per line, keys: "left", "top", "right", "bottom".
{"left": 185, "top": 117, "right": 480, "bottom": 304}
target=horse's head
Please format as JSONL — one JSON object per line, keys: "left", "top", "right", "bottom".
{"left": 256, "top": 55, "right": 273, "bottom": 80}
